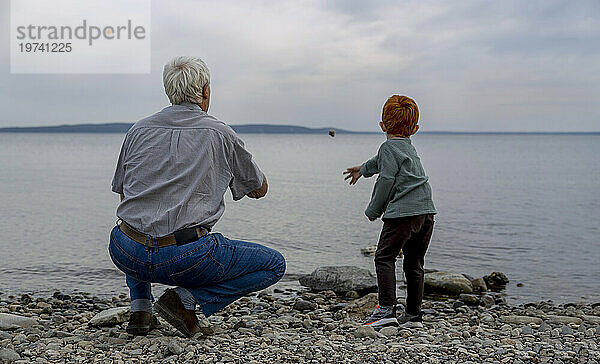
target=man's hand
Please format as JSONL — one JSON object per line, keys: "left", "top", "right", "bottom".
{"left": 247, "top": 174, "right": 268, "bottom": 199}
{"left": 343, "top": 165, "right": 362, "bottom": 185}
{"left": 368, "top": 216, "right": 376, "bottom": 221}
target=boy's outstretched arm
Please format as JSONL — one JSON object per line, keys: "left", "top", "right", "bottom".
{"left": 343, "top": 155, "right": 379, "bottom": 185}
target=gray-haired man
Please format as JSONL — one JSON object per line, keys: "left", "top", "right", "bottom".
{"left": 109, "top": 56, "right": 286, "bottom": 337}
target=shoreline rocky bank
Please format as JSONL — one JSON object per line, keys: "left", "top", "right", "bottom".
{"left": 1, "top": 269, "right": 599, "bottom": 363}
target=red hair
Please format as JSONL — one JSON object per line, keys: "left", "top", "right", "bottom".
{"left": 382, "top": 95, "right": 419, "bottom": 136}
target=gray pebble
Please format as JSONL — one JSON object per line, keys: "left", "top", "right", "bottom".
{"left": 379, "top": 326, "right": 398, "bottom": 337}
{"left": 167, "top": 341, "right": 184, "bottom": 355}
{"left": 561, "top": 325, "right": 573, "bottom": 335}
{"left": 481, "top": 295, "right": 495, "bottom": 308}
{"left": 521, "top": 325, "right": 533, "bottom": 335}
{"left": 353, "top": 326, "right": 379, "bottom": 339}
{"left": 538, "top": 322, "right": 551, "bottom": 332}
{"left": 293, "top": 300, "right": 317, "bottom": 311}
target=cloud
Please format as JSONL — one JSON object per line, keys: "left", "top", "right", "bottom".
{"left": 0, "top": 0, "right": 599, "bottom": 131}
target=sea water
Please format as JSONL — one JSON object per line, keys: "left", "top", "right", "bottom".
{"left": 0, "top": 132, "right": 598, "bottom": 303}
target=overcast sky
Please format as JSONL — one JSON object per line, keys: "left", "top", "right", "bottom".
{"left": 1, "top": 0, "right": 599, "bottom": 132}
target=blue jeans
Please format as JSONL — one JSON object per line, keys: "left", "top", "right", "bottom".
{"left": 108, "top": 225, "right": 286, "bottom": 317}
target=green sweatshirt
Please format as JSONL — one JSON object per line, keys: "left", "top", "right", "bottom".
{"left": 360, "top": 137, "right": 436, "bottom": 220}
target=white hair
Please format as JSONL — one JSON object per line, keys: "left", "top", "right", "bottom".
{"left": 163, "top": 56, "right": 210, "bottom": 105}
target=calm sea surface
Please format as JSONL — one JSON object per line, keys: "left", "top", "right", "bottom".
{"left": 0, "top": 133, "right": 598, "bottom": 303}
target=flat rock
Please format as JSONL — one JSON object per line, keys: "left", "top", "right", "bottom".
{"left": 353, "top": 326, "right": 380, "bottom": 339}
{"left": 501, "top": 315, "right": 542, "bottom": 325}
{"left": 0, "top": 313, "right": 39, "bottom": 330}
{"left": 424, "top": 272, "right": 473, "bottom": 295}
{"left": 0, "top": 348, "right": 20, "bottom": 362}
{"left": 298, "top": 266, "right": 377, "bottom": 294}
{"left": 581, "top": 315, "right": 600, "bottom": 325}
{"left": 546, "top": 315, "right": 582, "bottom": 325}
{"left": 379, "top": 326, "right": 398, "bottom": 337}
{"left": 88, "top": 307, "right": 130, "bottom": 327}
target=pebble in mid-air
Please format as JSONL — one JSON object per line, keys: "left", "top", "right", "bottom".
{"left": 329, "top": 129, "right": 335, "bottom": 137}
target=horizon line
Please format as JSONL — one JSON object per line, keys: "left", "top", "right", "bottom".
{"left": 0, "top": 122, "right": 598, "bottom": 135}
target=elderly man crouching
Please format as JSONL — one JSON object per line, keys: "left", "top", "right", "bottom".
{"left": 108, "top": 56, "right": 286, "bottom": 337}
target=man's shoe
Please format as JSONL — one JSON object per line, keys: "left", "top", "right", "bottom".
{"left": 363, "top": 305, "right": 398, "bottom": 328}
{"left": 397, "top": 311, "right": 423, "bottom": 328}
{"left": 154, "top": 288, "right": 203, "bottom": 338}
{"left": 126, "top": 311, "right": 159, "bottom": 336}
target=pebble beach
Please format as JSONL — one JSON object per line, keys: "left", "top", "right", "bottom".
{"left": 1, "top": 282, "right": 599, "bottom": 363}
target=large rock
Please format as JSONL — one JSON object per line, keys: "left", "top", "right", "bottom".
{"left": 298, "top": 266, "right": 377, "bottom": 294}
{"left": 0, "top": 313, "right": 38, "bottom": 330}
{"left": 424, "top": 272, "right": 473, "bottom": 295}
{"left": 88, "top": 307, "right": 130, "bottom": 327}
{"left": 0, "top": 348, "right": 20, "bottom": 362}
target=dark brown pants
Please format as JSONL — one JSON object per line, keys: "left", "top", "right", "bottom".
{"left": 375, "top": 214, "right": 434, "bottom": 314}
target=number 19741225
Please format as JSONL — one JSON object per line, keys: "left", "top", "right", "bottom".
{"left": 19, "top": 43, "right": 72, "bottom": 52}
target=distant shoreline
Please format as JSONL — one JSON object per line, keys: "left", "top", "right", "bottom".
{"left": 0, "top": 123, "right": 598, "bottom": 134}
{"left": 0, "top": 123, "right": 366, "bottom": 134}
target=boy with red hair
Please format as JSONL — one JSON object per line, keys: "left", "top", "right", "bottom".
{"left": 344, "top": 95, "right": 436, "bottom": 328}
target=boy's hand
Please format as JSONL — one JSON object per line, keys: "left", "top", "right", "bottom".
{"left": 368, "top": 216, "right": 376, "bottom": 221}
{"left": 343, "top": 165, "right": 362, "bottom": 185}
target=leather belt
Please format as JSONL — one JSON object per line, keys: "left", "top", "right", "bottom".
{"left": 118, "top": 221, "right": 209, "bottom": 248}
